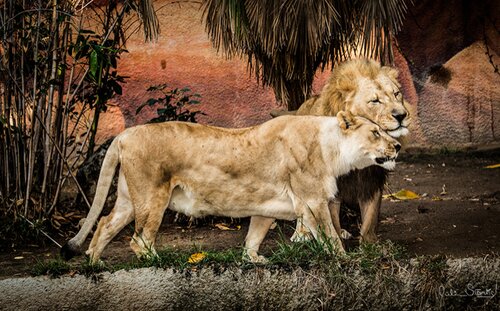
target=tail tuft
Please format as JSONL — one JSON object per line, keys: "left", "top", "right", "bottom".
{"left": 60, "top": 241, "right": 82, "bottom": 261}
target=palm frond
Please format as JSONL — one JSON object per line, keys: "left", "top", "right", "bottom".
{"left": 203, "top": 0, "right": 409, "bottom": 109}
{"left": 134, "top": 0, "right": 160, "bottom": 41}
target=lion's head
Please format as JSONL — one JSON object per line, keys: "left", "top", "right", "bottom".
{"left": 337, "top": 111, "right": 401, "bottom": 171}
{"left": 297, "top": 58, "right": 410, "bottom": 138}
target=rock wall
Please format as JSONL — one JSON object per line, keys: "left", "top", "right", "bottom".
{"left": 95, "top": 1, "right": 278, "bottom": 144}
{"left": 96, "top": 0, "right": 500, "bottom": 149}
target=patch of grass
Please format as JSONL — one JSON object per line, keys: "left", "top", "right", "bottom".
{"left": 343, "top": 240, "right": 407, "bottom": 274}
{"left": 268, "top": 231, "right": 337, "bottom": 268}
{"left": 31, "top": 257, "right": 72, "bottom": 277}
{"left": 111, "top": 247, "right": 243, "bottom": 272}
{"left": 79, "top": 257, "right": 109, "bottom": 278}
{"left": 414, "top": 254, "right": 448, "bottom": 285}
{"left": 204, "top": 248, "right": 242, "bottom": 265}
{"left": 31, "top": 228, "right": 408, "bottom": 280}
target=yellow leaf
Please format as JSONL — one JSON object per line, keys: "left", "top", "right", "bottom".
{"left": 484, "top": 163, "right": 500, "bottom": 169}
{"left": 384, "top": 189, "right": 420, "bottom": 200}
{"left": 215, "top": 223, "right": 231, "bottom": 230}
{"left": 188, "top": 252, "right": 207, "bottom": 264}
{"left": 214, "top": 223, "right": 240, "bottom": 231}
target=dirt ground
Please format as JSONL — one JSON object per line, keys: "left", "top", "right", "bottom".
{"left": 1, "top": 150, "right": 499, "bottom": 279}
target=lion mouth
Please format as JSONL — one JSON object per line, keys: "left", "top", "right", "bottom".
{"left": 387, "top": 126, "right": 409, "bottom": 138}
{"left": 375, "top": 156, "right": 396, "bottom": 164}
{"left": 388, "top": 125, "right": 407, "bottom": 132}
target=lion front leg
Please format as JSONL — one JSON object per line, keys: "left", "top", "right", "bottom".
{"left": 359, "top": 189, "right": 382, "bottom": 243}
{"left": 297, "top": 199, "right": 345, "bottom": 254}
{"left": 290, "top": 218, "right": 312, "bottom": 242}
{"left": 291, "top": 199, "right": 344, "bottom": 243}
{"left": 244, "top": 216, "right": 276, "bottom": 263}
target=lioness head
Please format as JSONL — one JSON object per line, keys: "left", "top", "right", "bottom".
{"left": 337, "top": 111, "right": 401, "bottom": 171}
{"left": 302, "top": 58, "right": 410, "bottom": 138}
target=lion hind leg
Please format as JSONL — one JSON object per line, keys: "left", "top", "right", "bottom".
{"left": 85, "top": 190, "right": 134, "bottom": 263}
{"left": 130, "top": 186, "right": 172, "bottom": 259}
{"left": 244, "top": 216, "right": 275, "bottom": 263}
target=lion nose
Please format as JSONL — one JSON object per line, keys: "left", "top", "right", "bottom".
{"left": 392, "top": 111, "right": 407, "bottom": 124}
{"left": 395, "top": 144, "right": 401, "bottom": 152}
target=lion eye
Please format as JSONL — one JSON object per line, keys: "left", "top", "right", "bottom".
{"left": 372, "top": 130, "right": 381, "bottom": 138}
{"left": 370, "top": 98, "right": 380, "bottom": 104}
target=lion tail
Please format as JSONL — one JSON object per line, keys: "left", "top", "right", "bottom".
{"left": 61, "top": 138, "right": 120, "bottom": 260}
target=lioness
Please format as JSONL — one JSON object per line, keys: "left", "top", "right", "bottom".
{"left": 61, "top": 112, "right": 400, "bottom": 263}
{"left": 291, "top": 58, "right": 410, "bottom": 243}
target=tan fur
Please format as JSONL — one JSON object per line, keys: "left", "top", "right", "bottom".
{"left": 293, "top": 58, "right": 411, "bottom": 243}
{"left": 64, "top": 113, "right": 400, "bottom": 263}
{"left": 297, "top": 58, "right": 410, "bottom": 137}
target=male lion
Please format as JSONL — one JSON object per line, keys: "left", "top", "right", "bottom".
{"left": 291, "top": 58, "right": 410, "bottom": 243}
{"left": 61, "top": 112, "right": 401, "bottom": 264}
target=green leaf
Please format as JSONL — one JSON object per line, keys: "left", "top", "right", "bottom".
{"left": 89, "top": 50, "right": 98, "bottom": 78}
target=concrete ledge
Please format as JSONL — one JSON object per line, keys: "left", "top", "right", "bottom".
{"left": 0, "top": 258, "right": 498, "bottom": 310}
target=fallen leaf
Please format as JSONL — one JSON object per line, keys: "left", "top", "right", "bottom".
{"left": 214, "top": 223, "right": 240, "bottom": 231}
{"left": 383, "top": 189, "right": 420, "bottom": 200}
{"left": 188, "top": 252, "right": 207, "bottom": 264}
{"left": 14, "top": 256, "right": 24, "bottom": 260}
{"left": 484, "top": 163, "right": 500, "bottom": 169}
{"left": 380, "top": 217, "right": 396, "bottom": 224}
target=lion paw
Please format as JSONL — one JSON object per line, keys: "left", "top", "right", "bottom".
{"left": 360, "top": 233, "right": 379, "bottom": 244}
{"left": 290, "top": 231, "right": 313, "bottom": 243}
{"left": 340, "top": 229, "right": 353, "bottom": 240}
{"left": 250, "top": 255, "right": 268, "bottom": 264}
{"left": 243, "top": 251, "right": 268, "bottom": 264}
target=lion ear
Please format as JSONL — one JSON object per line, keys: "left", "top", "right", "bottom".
{"left": 381, "top": 66, "right": 399, "bottom": 80}
{"left": 336, "top": 76, "right": 356, "bottom": 101}
{"left": 337, "top": 111, "right": 357, "bottom": 131}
